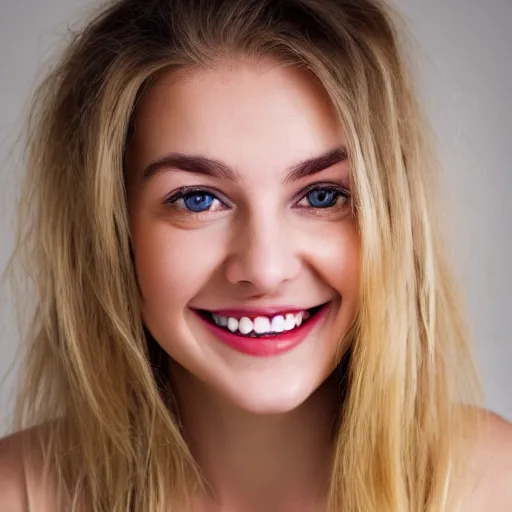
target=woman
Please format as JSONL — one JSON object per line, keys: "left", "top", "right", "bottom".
{"left": 1, "top": 0, "right": 511, "bottom": 510}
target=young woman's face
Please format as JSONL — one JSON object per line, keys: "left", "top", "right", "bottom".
{"left": 126, "top": 59, "right": 360, "bottom": 414}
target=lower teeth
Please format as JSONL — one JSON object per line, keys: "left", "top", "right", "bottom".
{"left": 239, "top": 330, "right": 288, "bottom": 338}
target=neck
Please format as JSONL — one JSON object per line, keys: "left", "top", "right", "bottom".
{"left": 170, "top": 363, "right": 339, "bottom": 510}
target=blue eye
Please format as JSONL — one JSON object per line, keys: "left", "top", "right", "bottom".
{"left": 306, "top": 188, "right": 340, "bottom": 208}
{"left": 183, "top": 192, "right": 214, "bottom": 212}
{"left": 166, "top": 188, "right": 227, "bottom": 214}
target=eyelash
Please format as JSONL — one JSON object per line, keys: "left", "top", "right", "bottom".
{"left": 295, "top": 183, "right": 350, "bottom": 211}
{"left": 164, "top": 184, "right": 351, "bottom": 215}
{"left": 164, "top": 186, "right": 231, "bottom": 215}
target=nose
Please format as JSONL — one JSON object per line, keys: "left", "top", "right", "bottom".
{"left": 224, "top": 213, "right": 302, "bottom": 293}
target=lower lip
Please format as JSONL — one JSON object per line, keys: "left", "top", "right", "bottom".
{"left": 192, "top": 304, "right": 330, "bottom": 357}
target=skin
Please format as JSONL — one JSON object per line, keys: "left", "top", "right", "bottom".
{"left": 126, "top": 59, "right": 359, "bottom": 415}
{"left": 125, "top": 58, "right": 360, "bottom": 510}
{"left": 0, "top": 58, "right": 511, "bottom": 511}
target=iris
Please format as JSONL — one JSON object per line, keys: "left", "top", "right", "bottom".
{"left": 183, "top": 193, "right": 214, "bottom": 212}
{"left": 306, "top": 188, "right": 338, "bottom": 208}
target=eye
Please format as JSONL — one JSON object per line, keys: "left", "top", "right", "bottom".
{"left": 165, "top": 187, "right": 228, "bottom": 214}
{"left": 296, "top": 185, "right": 349, "bottom": 210}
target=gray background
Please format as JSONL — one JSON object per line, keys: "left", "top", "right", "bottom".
{"left": 0, "top": 0, "right": 510, "bottom": 435}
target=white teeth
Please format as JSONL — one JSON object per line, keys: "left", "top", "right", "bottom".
{"left": 253, "top": 316, "right": 271, "bottom": 334}
{"left": 270, "top": 315, "right": 285, "bottom": 333}
{"left": 210, "top": 310, "right": 310, "bottom": 336}
{"left": 284, "top": 314, "right": 296, "bottom": 331}
{"left": 227, "top": 317, "right": 239, "bottom": 332}
{"left": 238, "top": 317, "right": 253, "bottom": 335}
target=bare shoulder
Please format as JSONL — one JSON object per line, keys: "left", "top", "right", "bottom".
{"left": 462, "top": 410, "right": 512, "bottom": 512}
{"left": 0, "top": 427, "right": 60, "bottom": 512}
{"left": 0, "top": 430, "right": 29, "bottom": 511}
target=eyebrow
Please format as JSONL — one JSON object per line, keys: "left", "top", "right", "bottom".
{"left": 141, "top": 146, "right": 348, "bottom": 184}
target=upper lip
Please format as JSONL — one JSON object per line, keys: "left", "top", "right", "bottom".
{"left": 191, "top": 302, "right": 330, "bottom": 318}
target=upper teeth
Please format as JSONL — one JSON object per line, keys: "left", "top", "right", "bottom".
{"left": 213, "top": 311, "right": 306, "bottom": 335}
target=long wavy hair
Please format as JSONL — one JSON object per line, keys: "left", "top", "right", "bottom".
{"left": 7, "top": 0, "right": 481, "bottom": 510}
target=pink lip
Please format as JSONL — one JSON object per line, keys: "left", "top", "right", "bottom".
{"left": 191, "top": 303, "right": 331, "bottom": 357}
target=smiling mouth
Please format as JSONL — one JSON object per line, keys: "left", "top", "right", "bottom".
{"left": 195, "top": 303, "right": 329, "bottom": 338}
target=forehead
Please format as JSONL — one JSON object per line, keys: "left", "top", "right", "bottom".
{"left": 128, "top": 58, "right": 346, "bottom": 177}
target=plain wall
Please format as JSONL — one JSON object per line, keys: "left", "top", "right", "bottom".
{"left": 0, "top": 0, "right": 510, "bottom": 435}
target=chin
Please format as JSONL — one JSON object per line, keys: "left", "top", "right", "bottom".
{"left": 215, "top": 372, "right": 327, "bottom": 416}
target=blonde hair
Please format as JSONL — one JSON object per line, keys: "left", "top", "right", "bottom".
{"left": 8, "top": 0, "right": 481, "bottom": 510}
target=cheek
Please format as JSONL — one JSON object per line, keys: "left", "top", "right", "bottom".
{"left": 316, "top": 222, "right": 361, "bottom": 354}
{"left": 130, "top": 217, "right": 227, "bottom": 318}
{"left": 307, "top": 221, "right": 361, "bottom": 302}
